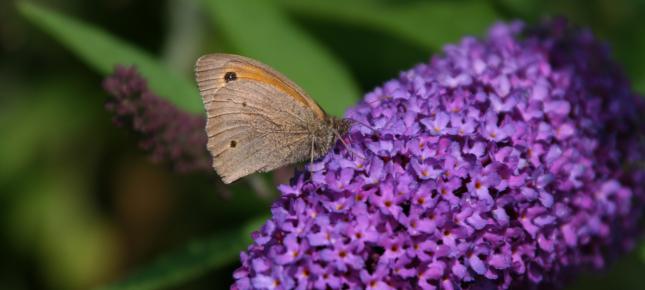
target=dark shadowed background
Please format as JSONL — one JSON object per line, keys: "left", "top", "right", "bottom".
{"left": 1, "top": 0, "right": 644, "bottom": 289}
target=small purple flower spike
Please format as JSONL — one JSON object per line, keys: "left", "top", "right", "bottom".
{"left": 103, "top": 66, "right": 211, "bottom": 173}
{"left": 232, "top": 19, "right": 644, "bottom": 290}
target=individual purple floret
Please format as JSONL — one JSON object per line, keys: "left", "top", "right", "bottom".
{"left": 103, "top": 66, "right": 210, "bottom": 173}
{"left": 232, "top": 19, "right": 644, "bottom": 290}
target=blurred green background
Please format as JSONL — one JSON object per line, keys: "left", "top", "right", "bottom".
{"left": 1, "top": 0, "right": 644, "bottom": 289}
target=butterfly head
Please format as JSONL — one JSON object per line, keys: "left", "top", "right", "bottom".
{"left": 309, "top": 117, "right": 351, "bottom": 159}
{"left": 330, "top": 117, "right": 353, "bottom": 137}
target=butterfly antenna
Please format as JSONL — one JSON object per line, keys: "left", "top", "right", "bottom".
{"left": 363, "top": 95, "right": 392, "bottom": 106}
{"left": 348, "top": 118, "right": 377, "bottom": 134}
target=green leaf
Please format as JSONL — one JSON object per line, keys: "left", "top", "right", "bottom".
{"left": 564, "top": 247, "right": 645, "bottom": 290}
{"left": 17, "top": 1, "right": 202, "bottom": 113}
{"left": 95, "top": 216, "right": 267, "bottom": 290}
{"left": 0, "top": 76, "right": 99, "bottom": 185}
{"left": 201, "top": 0, "right": 360, "bottom": 117}
{"left": 7, "top": 168, "right": 116, "bottom": 289}
{"left": 280, "top": 0, "right": 498, "bottom": 50}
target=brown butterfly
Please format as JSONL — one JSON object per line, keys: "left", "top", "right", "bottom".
{"left": 195, "top": 53, "right": 352, "bottom": 184}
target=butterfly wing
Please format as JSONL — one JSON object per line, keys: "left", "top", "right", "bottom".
{"left": 196, "top": 54, "right": 326, "bottom": 119}
{"left": 195, "top": 54, "right": 321, "bottom": 183}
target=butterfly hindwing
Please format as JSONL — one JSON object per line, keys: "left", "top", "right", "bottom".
{"left": 202, "top": 78, "right": 316, "bottom": 183}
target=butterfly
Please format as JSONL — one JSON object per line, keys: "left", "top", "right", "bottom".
{"left": 195, "top": 54, "right": 353, "bottom": 184}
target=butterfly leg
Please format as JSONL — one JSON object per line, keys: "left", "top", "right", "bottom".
{"left": 310, "top": 137, "right": 315, "bottom": 165}
{"left": 340, "top": 137, "right": 354, "bottom": 159}
{"left": 332, "top": 128, "right": 365, "bottom": 160}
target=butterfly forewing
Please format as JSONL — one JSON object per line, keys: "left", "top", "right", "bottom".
{"left": 195, "top": 54, "right": 324, "bottom": 183}
{"left": 196, "top": 54, "right": 326, "bottom": 119}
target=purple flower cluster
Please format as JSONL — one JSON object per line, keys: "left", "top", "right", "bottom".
{"left": 232, "top": 20, "right": 644, "bottom": 289}
{"left": 103, "top": 66, "right": 210, "bottom": 173}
